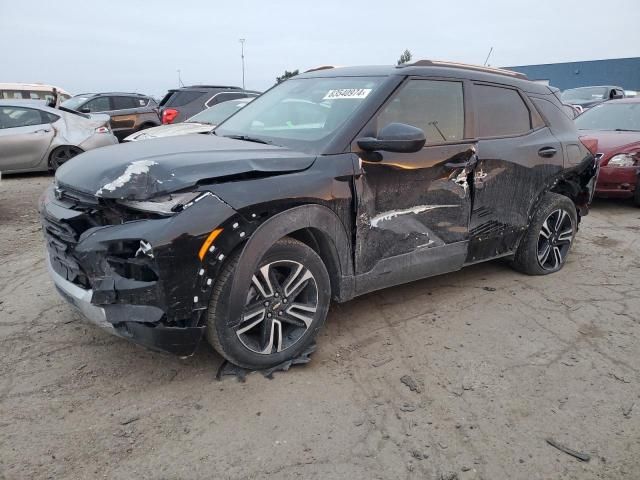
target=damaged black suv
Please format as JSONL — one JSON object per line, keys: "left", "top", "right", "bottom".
{"left": 41, "top": 61, "right": 598, "bottom": 369}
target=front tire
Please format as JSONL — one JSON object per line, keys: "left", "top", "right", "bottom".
{"left": 206, "top": 237, "right": 331, "bottom": 369}
{"left": 511, "top": 193, "right": 577, "bottom": 275}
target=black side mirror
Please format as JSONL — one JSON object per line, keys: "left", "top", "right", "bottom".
{"left": 357, "top": 123, "right": 426, "bottom": 153}
{"left": 79, "top": 107, "right": 91, "bottom": 113}
{"left": 611, "top": 90, "right": 624, "bottom": 99}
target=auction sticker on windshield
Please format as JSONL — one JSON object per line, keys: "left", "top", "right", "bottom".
{"left": 323, "top": 88, "right": 372, "bottom": 100}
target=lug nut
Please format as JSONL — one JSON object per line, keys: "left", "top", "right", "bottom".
{"left": 278, "top": 311, "right": 283, "bottom": 316}
{"left": 274, "top": 292, "right": 279, "bottom": 297}
{"left": 267, "top": 313, "right": 272, "bottom": 318}
{"left": 283, "top": 298, "right": 288, "bottom": 303}
{"left": 264, "top": 301, "right": 270, "bottom": 307}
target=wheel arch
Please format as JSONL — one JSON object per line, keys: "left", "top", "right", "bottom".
{"left": 48, "top": 144, "right": 84, "bottom": 170}
{"left": 226, "top": 204, "right": 354, "bottom": 326}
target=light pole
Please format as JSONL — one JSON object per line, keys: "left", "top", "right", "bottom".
{"left": 177, "top": 69, "right": 184, "bottom": 87}
{"left": 239, "top": 38, "right": 246, "bottom": 89}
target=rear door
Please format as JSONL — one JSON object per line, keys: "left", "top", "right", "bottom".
{"left": 109, "top": 96, "right": 139, "bottom": 134}
{"left": 0, "top": 106, "right": 55, "bottom": 171}
{"left": 468, "top": 83, "right": 563, "bottom": 263}
{"left": 352, "top": 78, "right": 477, "bottom": 294}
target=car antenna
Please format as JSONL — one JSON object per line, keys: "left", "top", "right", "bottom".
{"left": 483, "top": 47, "right": 494, "bottom": 66}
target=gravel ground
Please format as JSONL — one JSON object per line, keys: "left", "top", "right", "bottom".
{"left": 1, "top": 173, "right": 639, "bottom": 480}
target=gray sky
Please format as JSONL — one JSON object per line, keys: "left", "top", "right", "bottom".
{"left": 2, "top": 0, "right": 639, "bottom": 97}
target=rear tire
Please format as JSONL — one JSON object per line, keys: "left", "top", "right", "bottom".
{"left": 206, "top": 237, "right": 331, "bottom": 369}
{"left": 49, "top": 146, "right": 83, "bottom": 171}
{"left": 511, "top": 193, "right": 577, "bottom": 275}
{"left": 634, "top": 181, "right": 640, "bottom": 207}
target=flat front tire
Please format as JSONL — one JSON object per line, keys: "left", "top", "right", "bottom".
{"left": 206, "top": 237, "right": 331, "bottom": 369}
{"left": 511, "top": 193, "right": 578, "bottom": 275}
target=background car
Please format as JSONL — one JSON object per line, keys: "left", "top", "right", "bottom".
{"left": 561, "top": 85, "right": 625, "bottom": 111}
{"left": 575, "top": 98, "right": 640, "bottom": 206}
{"left": 124, "top": 98, "right": 253, "bottom": 142}
{"left": 0, "top": 83, "right": 72, "bottom": 104}
{"left": 158, "top": 85, "right": 259, "bottom": 124}
{"left": 61, "top": 92, "right": 160, "bottom": 141}
{"left": 0, "top": 100, "right": 117, "bottom": 173}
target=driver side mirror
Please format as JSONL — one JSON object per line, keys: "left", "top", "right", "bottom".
{"left": 79, "top": 107, "right": 91, "bottom": 113}
{"left": 611, "top": 90, "right": 624, "bottom": 100}
{"left": 357, "top": 123, "right": 426, "bottom": 154}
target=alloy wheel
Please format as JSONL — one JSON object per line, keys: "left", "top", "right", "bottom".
{"left": 236, "top": 260, "right": 318, "bottom": 355}
{"left": 50, "top": 146, "right": 82, "bottom": 170}
{"left": 537, "top": 208, "right": 574, "bottom": 271}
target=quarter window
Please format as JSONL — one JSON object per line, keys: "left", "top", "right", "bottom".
{"left": 475, "top": 84, "right": 531, "bottom": 137}
{"left": 377, "top": 80, "right": 464, "bottom": 144}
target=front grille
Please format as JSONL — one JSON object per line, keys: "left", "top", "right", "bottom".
{"left": 42, "top": 213, "right": 91, "bottom": 288}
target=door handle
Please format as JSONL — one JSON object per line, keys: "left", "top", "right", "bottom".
{"left": 538, "top": 147, "right": 557, "bottom": 158}
{"left": 33, "top": 129, "right": 51, "bottom": 134}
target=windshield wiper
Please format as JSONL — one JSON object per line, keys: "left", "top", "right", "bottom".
{"left": 614, "top": 128, "right": 640, "bottom": 132}
{"left": 223, "top": 134, "right": 271, "bottom": 145}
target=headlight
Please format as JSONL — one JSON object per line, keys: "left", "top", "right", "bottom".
{"left": 608, "top": 153, "right": 638, "bottom": 167}
{"left": 118, "top": 192, "right": 203, "bottom": 214}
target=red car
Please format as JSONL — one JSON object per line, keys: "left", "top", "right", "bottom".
{"left": 575, "top": 98, "right": 640, "bottom": 206}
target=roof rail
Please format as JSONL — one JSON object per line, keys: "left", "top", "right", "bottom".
{"left": 304, "top": 65, "right": 337, "bottom": 73}
{"left": 187, "top": 85, "right": 242, "bottom": 89}
{"left": 399, "top": 59, "right": 528, "bottom": 80}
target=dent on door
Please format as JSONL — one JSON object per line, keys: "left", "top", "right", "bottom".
{"left": 353, "top": 144, "right": 477, "bottom": 279}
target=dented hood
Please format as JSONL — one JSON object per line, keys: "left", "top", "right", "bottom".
{"left": 55, "top": 134, "right": 316, "bottom": 200}
{"left": 579, "top": 129, "right": 640, "bottom": 155}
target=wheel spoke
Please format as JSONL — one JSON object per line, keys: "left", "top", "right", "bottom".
{"left": 557, "top": 227, "right": 573, "bottom": 243}
{"left": 540, "top": 219, "right": 552, "bottom": 239}
{"left": 538, "top": 243, "right": 551, "bottom": 266}
{"left": 552, "top": 246, "right": 563, "bottom": 269}
{"left": 283, "top": 264, "right": 313, "bottom": 298}
{"left": 251, "top": 264, "right": 275, "bottom": 299}
{"left": 555, "top": 210, "right": 567, "bottom": 231}
{"left": 259, "top": 319, "right": 283, "bottom": 354}
{"left": 236, "top": 305, "right": 266, "bottom": 335}
{"left": 284, "top": 303, "right": 316, "bottom": 328}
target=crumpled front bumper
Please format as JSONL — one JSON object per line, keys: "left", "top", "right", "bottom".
{"left": 46, "top": 251, "right": 205, "bottom": 356}
{"left": 40, "top": 184, "right": 238, "bottom": 356}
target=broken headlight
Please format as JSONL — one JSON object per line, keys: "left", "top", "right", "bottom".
{"left": 608, "top": 153, "right": 638, "bottom": 167}
{"left": 118, "top": 192, "right": 202, "bottom": 215}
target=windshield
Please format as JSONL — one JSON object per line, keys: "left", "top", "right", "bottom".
{"left": 187, "top": 100, "right": 250, "bottom": 125}
{"left": 561, "top": 87, "right": 608, "bottom": 103}
{"left": 215, "top": 77, "right": 384, "bottom": 153}
{"left": 61, "top": 96, "right": 91, "bottom": 110}
{"left": 575, "top": 102, "right": 640, "bottom": 131}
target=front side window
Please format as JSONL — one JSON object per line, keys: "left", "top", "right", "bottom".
{"left": 475, "top": 84, "right": 531, "bottom": 137}
{"left": 82, "top": 96, "right": 111, "bottom": 112}
{"left": 188, "top": 100, "right": 250, "bottom": 125}
{"left": 377, "top": 79, "right": 464, "bottom": 144}
{"left": 561, "top": 87, "right": 608, "bottom": 103}
{"left": 0, "top": 107, "right": 47, "bottom": 129}
{"left": 215, "top": 76, "right": 384, "bottom": 153}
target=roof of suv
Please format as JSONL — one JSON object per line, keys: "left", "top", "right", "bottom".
{"left": 297, "top": 60, "right": 551, "bottom": 94}
{"left": 74, "top": 92, "right": 151, "bottom": 98}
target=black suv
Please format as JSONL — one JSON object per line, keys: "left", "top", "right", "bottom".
{"left": 61, "top": 93, "right": 160, "bottom": 141}
{"left": 158, "top": 85, "right": 259, "bottom": 124}
{"left": 41, "top": 61, "right": 598, "bottom": 368}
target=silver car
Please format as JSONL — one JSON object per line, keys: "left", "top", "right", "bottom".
{"left": 124, "top": 98, "right": 252, "bottom": 142}
{"left": 0, "top": 100, "right": 117, "bottom": 174}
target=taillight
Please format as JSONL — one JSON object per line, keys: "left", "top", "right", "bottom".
{"left": 162, "top": 108, "right": 179, "bottom": 124}
{"left": 95, "top": 126, "right": 110, "bottom": 134}
{"left": 579, "top": 136, "right": 599, "bottom": 156}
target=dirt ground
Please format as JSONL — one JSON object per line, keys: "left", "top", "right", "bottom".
{"left": 1, "top": 173, "right": 639, "bottom": 480}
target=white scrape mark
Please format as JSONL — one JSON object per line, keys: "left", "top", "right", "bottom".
{"left": 96, "top": 160, "right": 158, "bottom": 196}
{"left": 370, "top": 205, "right": 459, "bottom": 228}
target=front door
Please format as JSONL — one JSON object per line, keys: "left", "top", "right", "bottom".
{"left": 352, "top": 78, "right": 477, "bottom": 295}
{"left": 0, "top": 106, "right": 55, "bottom": 171}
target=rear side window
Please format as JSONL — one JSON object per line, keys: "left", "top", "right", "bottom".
{"left": 377, "top": 79, "right": 465, "bottom": 144}
{"left": 0, "top": 106, "right": 48, "bottom": 129}
{"left": 475, "top": 84, "right": 531, "bottom": 137}
{"left": 112, "top": 96, "right": 138, "bottom": 110}
{"left": 162, "top": 90, "right": 203, "bottom": 107}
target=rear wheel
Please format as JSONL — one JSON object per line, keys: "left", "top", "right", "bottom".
{"left": 511, "top": 193, "right": 577, "bottom": 275}
{"left": 634, "top": 181, "right": 640, "bottom": 207}
{"left": 49, "top": 146, "right": 83, "bottom": 171}
{"left": 206, "top": 237, "right": 331, "bottom": 369}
